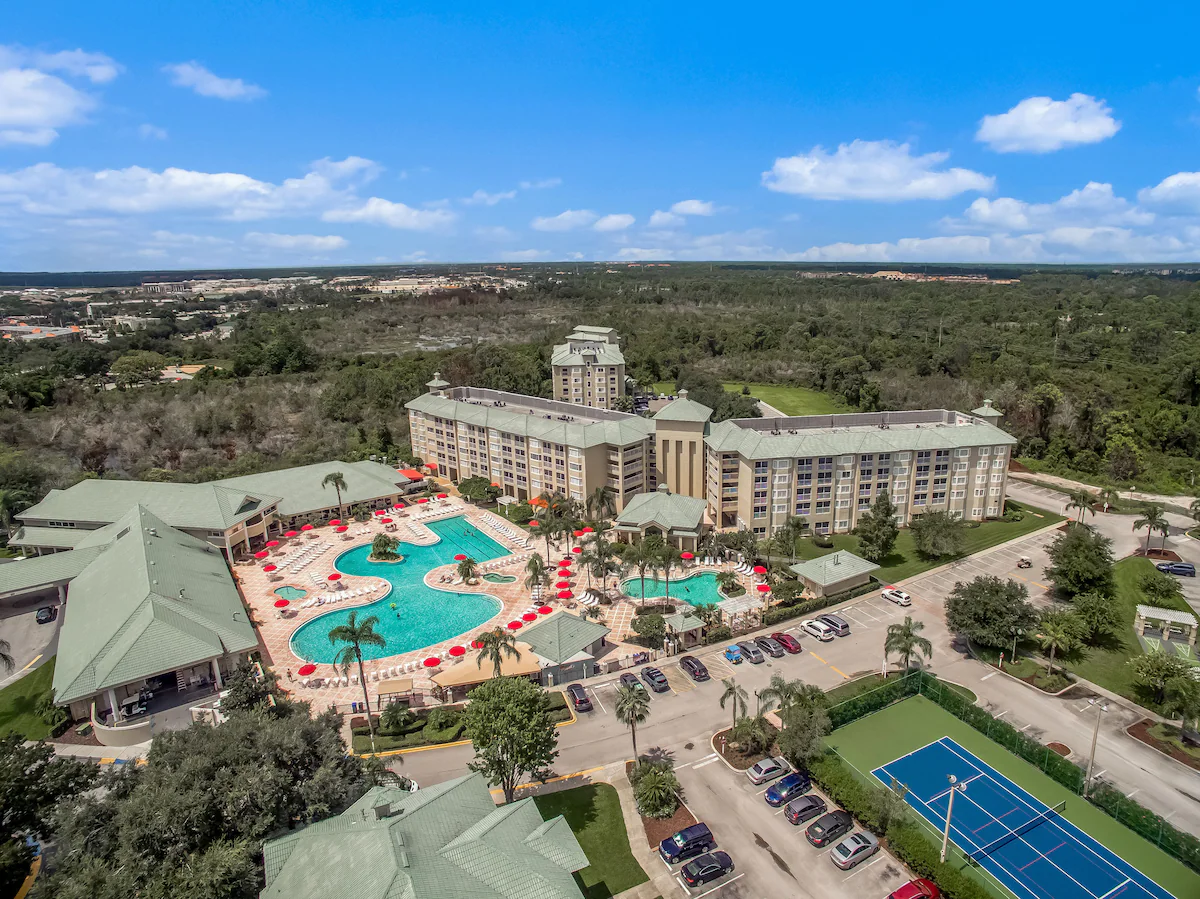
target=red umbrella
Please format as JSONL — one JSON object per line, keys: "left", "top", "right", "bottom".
{"left": 471, "top": 639, "right": 486, "bottom": 649}
{"left": 284, "top": 530, "right": 298, "bottom": 537}
{"left": 335, "top": 525, "right": 349, "bottom": 533}
{"left": 681, "top": 551, "right": 694, "bottom": 560}
{"left": 265, "top": 539, "right": 279, "bottom": 548}
{"left": 555, "top": 580, "right": 572, "bottom": 588}
{"left": 327, "top": 573, "right": 342, "bottom": 581}
{"left": 263, "top": 564, "right": 277, "bottom": 573}
{"left": 254, "top": 550, "right": 269, "bottom": 559}
{"left": 538, "top": 605, "right": 553, "bottom": 615}
{"left": 297, "top": 663, "right": 316, "bottom": 676}
{"left": 573, "top": 529, "right": 585, "bottom": 538}
{"left": 756, "top": 583, "right": 771, "bottom": 592}
{"left": 582, "top": 526, "right": 594, "bottom": 534}
{"left": 381, "top": 518, "right": 393, "bottom": 524}
{"left": 274, "top": 598, "right": 290, "bottom": 608}
{"left": 557, "top": 590, "right": 573, "bottom": 599}
{"left": 448, "top": 645, "right": 466, "bottom": 657}
{"left": 329, "top": 519, "right": 342, "bottom": 526}
{"left": 454, "top": 553, "right": 467, "bottom": 561}
{"left": 571, "top": 546, "right": 582, "bottom": 554}
{"left": 753, "top": 565, "right": 767, "bottom": 575}
{"left": 437, "top": 493, "right": 448, "bottom": 499}
{"left": 507, "top": 620, "right": 523, "bottom": 630}
{"left": 522, "top": 612, "right": 538, "bottom": 622}
{"left": 416, "top": 497, "right": 429, "bottom": 504}
{"left": 301, "top": 523, "right": 314, "bottom": 531}
{"left": 559, "top": 559, "right": 572, "bottom": 566}
{"left": 374, "top": 510, "right": 385, "bottom": 516}
{"left": 394, "top": 503, "right": 404, "bottom": 510}
{"left": 423, "top": 656, "right": 441, "bottom": 667}
{"left": 528, "top": 520, "right": 540, "bottom": 527}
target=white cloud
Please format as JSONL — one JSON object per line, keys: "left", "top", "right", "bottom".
{"left": 1138, "top": 172, "right": 1200, "bottom": 212}
{"left": 648, "top": 210, "right": 684, "bottom": 228}
{"left": 244, "top": 231, "right": 347, "bottom": 251}
{"left": 323, "top": 197, "right": 454, "bottom": 230}
{"left": 953, "top": 182, "right": 1153, "bottom": 232}
{"left": 462, "top": 188, "right": 517, "bottom": 206}
{"left": 310, "top": 156, "right": 380, "bottom": 183}
{"left": 519, "top": 177, "right": 562, "bottom": 190}
{"left": 593, "top": 213, "right": 635, "bottom": 232}
{"left": 976, "top": 94, "right": 1119, "bottom": 153}
{"left": 0, "top": 46, "right": 120, "bottom": 83}
{"left": 671, "top": 199, "right": 714, "bottom": 216}
{"left": 763, "top": 140, "right": 993, "bottom": 201}
{"left": 163, "top": 61, "right": 266, "bottom": 101}
{"left": 138, "top": 123, "right": 168, "bottom": 140}
{"left": 475, "top": 225, "right": 516, "bottom": 241}
{"left": 531, "top": 209, "right": 597, "bottom": 231}
{"left": 0, "top": 68, "right": 95, "bottom": 146}
{"left": 793, "top": 235, "right": 1013, "bottom": 262}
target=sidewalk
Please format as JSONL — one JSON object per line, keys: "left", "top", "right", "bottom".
{"left": 52, "top": 740, "right": 149, "bottom": 764}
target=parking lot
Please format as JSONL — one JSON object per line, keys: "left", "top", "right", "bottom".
{"left": 902, "top": 529, "right": 1057, "bottom": 610}
{"left": 668, "top": 750, "right": 911, "bottom": 899}
{"left": 0, "top": 593, "right": 61, "bottom": 689}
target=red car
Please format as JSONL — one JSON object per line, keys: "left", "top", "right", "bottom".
{"left": 771, "top": 632, "right": 803, "bottom": 654}
{"left": 887, "top": 880, "right": 940, "bottom": 899}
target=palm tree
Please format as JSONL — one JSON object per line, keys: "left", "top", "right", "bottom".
{"left": 371, "top": 533, "right": 399, "bottom": 560}
{"left": 1098, "top": 487, "right": 1120, "bottom": 512}
{"left": 524, "top": 553, "right": 547, "bottom": 592}
{"left": 0, "top": 488, "right": 30, "bottom": 535}
{"left": 456, "top": 556, "right": 478, "bottom": 583}
{"left": 0, "top": 635, "right": 13, "bottom": 673}
{"left": 322, "top": 471, "right": 348, "bottom": 519}
{"left": 884, "top": 616, "right": 934, "bottom": 672}
{"left": 759, "top": 674, "right": 824, "bottom": 716}
{"left": 626, "top": 541, "right": 654, "bottom": 606}
{"left": 715, "top": 570, "right": 740, "bottom": 596}
{"left": 658, "top": 543, "right": 682, "bottom": 603}
{"left": 1037, "top": 616, "right": 1078, "bottom": 676}
{"left": 1162, "top": 675, "right": 1200, "bottom": 735}
{"left": 1133, "top": 505, "right": 1168, "bottom": 553}
{"left": 475, "top": 626, "right": 520, "bottom": 678}
{"left": 719, "top": 677, "right": 748, "bottom": 732}
{"left": 587, "top": 485, "right": 618, "bottom": 522}
{"left": 328, "top": 611, "right": 386, "bottom": 752}
{"left": 615, "top": 683, "right": 651, "bottom": 760}
{"left": 1065, "top": 489, "right": 1095, "bottom": 526}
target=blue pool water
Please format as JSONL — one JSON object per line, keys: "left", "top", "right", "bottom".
{"left": 289, "top": 516, "right": 510, "bottom": 662}
{"left": 622, "top": 572, "right": 724, "bottom": 605}
{"left": 274, "top": 585, "right": 308, "bottom": 601}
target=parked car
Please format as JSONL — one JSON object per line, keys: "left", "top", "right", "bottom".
{"left": 800, "top": 619, "right": 835, "bottom": 642}
{"left": 830, "top": 831, "right": 880, "bottom": 869}
{"left": 641, "top": 667, "right": 670, "bottom": 692}
{"left": 771, "top": 631, "right": 803, "bottom": 653}
{"left": 817, "top": 613, "right": 851, "bottom": 637}
{"left": 805, "top": 809, "right": 854, "bottom": 846}
{"left": 35, "top": 606, "right": 58, "bottom": 625}
{"left": 784, "top": 793, "right": 827, "bottom": 825}
{"left": 887, "top": 879, "right": 941, "bottom": 899}
{"left": 659, "top": 822, "right": 715, "bottom": 864}
{"left": 736, "top": 640, "right": 765, "bottom": 663}
{"left": 566, "top": 683, "right": 592, "bottom": 712}
{"left": 1157, "top": 561, "right": 1197, "bottom": 577}
{"left": 681, "top": 851, "right": 734, "bottom": 886}
{"left": 746, "top": 755, "right": 790, "bottom": 785}
{"left": 881, "top": 586, "right": 912, "bottom": 606}
{"left": 764, "top": 771, "right": 811, "bottom": 807}
{"left": 724, "top": 645, "right": 744, "bottom": 664}
{"left": 680, "top": 655, "right": 710, "bottom": 681}
{"left": 754, "top": 635, "right": 785, "bottom": 658}
{"left": 619, "top": 672, "right": 645, "bottom": 692}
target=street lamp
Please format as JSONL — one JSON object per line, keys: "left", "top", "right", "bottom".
{"left": 1084, "top": 698, "right": 1108, "bottom": 798}
{"left": 941, "top": 775, "right": 968, "bottom": 863}
{"left": 1010, "top": 626, "right": 1025, "bottom": 662}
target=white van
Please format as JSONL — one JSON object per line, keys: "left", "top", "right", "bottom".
{"left": 800, "top": 619, "right": 835, "bottom": 642}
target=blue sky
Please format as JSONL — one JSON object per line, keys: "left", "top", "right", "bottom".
{"left": 3, "top": 1, "right": 1200, "bottom": 269}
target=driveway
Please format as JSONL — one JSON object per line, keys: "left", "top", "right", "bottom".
{"left": 0, "top": 593, "right": 61, "bottom": 689}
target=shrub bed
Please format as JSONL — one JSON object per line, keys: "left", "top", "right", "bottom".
{"left": 763, "top": 581, "right": 879, "bottom": 626}
{"left": 702, "top": 624, "right": 733, "bottom": 645}
{"left": 634, "top": 603, "right": 676, "bottom": 616}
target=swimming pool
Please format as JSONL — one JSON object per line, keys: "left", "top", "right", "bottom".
{"left": 274, "top": 585, "right": 308, "bottom": 602}
{"left": 289, "top": 516, "right": 510, "bottom": 663}
{"left": 482, "top": 573, "right": 516, "bottom": 583}
{"left": 622, "top": 571, "right": 724, "bottom": 605}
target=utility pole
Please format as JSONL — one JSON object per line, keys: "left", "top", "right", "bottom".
{"left": 1084, "top": 699, "right": 1107, "bottom": 797}
{"left": 941, "top": 775, "right": 967, "bottom": 863}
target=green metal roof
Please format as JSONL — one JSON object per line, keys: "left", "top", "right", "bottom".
{"left": 520, "top": 612, "right": 610, "bottom": 665}
{"left": 261, "top": 773, "right": 587, "bottom": 899}
{"left": 407, "top": 393, "right": 653, "bottom": 449}
{"left": 8, "top": 525, "right": 91, "bottom": 550}
{"left": 971, "top": 401, "right": 1004, "bottom": 418}
{"left": 652, "top": 391, "right": 713, "bottom": 423}
{"left": 0, "top": 547, "right": 103, "bottom": 598}
{"left": 18, "top": 480, "right": 280, "bottom": 532}
{"left": 215, "top": 460, "right": 411, "bottom": 518}
{"left": 52, "top": 505, "right": 257, "bottom": 705}
{"left": 615, "top": 489, "right": 707, "bottom": 533}
{"left": 551, "top": 344, "right": 626, "bottom": 367}
{"left": 789, "top": 550, "right": 879, "bottom": 587}
{"left": 664, "top": 612, "right": 704, "bottom": 633}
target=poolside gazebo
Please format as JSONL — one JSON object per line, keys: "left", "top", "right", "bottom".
{"left": 614, "top": 485, "right": 709, "bottom": 552}
{"left": 1134, "top": 604, "right": 1198, "bottom": 651}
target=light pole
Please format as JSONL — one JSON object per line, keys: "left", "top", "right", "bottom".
{"left": 1084, "top": 698, "right": 1108, "bottom": 797}
{"left": 1010, "top": 626, "right": 1025, "bottom": 663}
{"left": 941, "top": 775, "right": 968, "bottom": 863}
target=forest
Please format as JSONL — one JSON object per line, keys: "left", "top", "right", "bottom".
{"left": 2, "top": 266, "right": 1199, "bottom": 523}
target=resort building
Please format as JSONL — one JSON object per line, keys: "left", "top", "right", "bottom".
{"left": 551, "top": 325, "right": 627, "bottom": 409}
{"left": 613, "top": 484, "right": 709, "bottom": 552}
{"left": 410, "top": 376, "right": 1016, "bottom": 537}
{"left": 260, "top": 773, "right": 588, "bottom": 899}
{"left": 789, "top": 550, "right": 880, "bottom": 598}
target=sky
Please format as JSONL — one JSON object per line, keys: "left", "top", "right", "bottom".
{"left": 3, "top": 1, "right": 1200, "bottom": 270}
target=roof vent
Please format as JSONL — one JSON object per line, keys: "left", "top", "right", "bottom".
{"left": 373, "top": 802, "right": 395, "bottom": 820}
{"left": 148, "top": 528, "right": 158, "bottom": 537}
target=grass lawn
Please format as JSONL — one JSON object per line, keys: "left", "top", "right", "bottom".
{"left": 534, "top": 783, "right": 649, "bottom": 899}
{"left": 827, "top": 696, "right": 1200, "bottom": 899}
{"left": 825, "top": 672, "right": 976, "bottom": 707}
{"left": 1060, "top": 557, "right": 1194, "bottom": 709}
{"left": 650, "top": 381, "right": 844, "bottom": 415}
{"left": 0, "top": 657, "right": 55, "bottom": 740}
{"left": 787, "top": 500, "right": 1064, "bottom": 584}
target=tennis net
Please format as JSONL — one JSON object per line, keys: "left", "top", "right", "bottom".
{"left": 969, "top": 801, "right": 1067, "bottom": 859}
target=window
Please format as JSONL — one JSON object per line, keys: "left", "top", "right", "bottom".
{"left": 932, "top": 491, "right": 946, "bottom": 503}
{"left": 956, "top": 448, "right": 970, "bottom": 457}
{"left": 993, "top": 459, "right": 1005, "bottom": 468}
{"left": 913, "top": 493, "right": 927, "bottom": 506}
{"left": 753, "top": 526, "right": 767, "bottom": 536}
{"left": 858, "top": 498, "right": 872, "bottom": 509}
{"left": 773, "top": 459, "right": 790, "bottom": 469}
{"left": 815, "top": 521, "right": 830, "bottom": 533}
{"left": 796, "top": 487, "right": 811, "bottom": 498}
{"left": 987, "top": 505, "right": 999, "bottom": 516}
{"left": 817, "top": 486, "right": 831, "bottom": 498}
{"left": 991, "top": 473, "right": 1003, "bottom": 483}
{"left": 816, "top": 500, "right": 831, "bottom": 512}
{"left": 795, "top": 502, "right": 811, "bottom": 514}
{"left": 975, "top": 487, "right": 985, "bottom": 497}
{"left": 836, "top": 519, "right": 851, "bottom": 530}
{"left": 836, "top": 499, "right": 850, "bottom": 508}
{"left": 952, "top": 490, "right": 965, "bottom": 499}
{"left": 773, "top": 488, "right": 789, "bottom": 500}
{"left": 774, "top": 473, "right": 790, "bottom": 484}
{"left": 837, "top": 484, "right": 851, "bottom": 494}
{"left": 773, "top": 503, "right": 788, "bottom": 513}
{"left": 952, "top": 476, "right": 966, "bottom": 485}
{"left": 754, "top": 505, "right": 767, "bottom": 518}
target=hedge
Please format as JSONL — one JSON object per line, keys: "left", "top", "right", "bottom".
{"left": 763, "top": 581, "right": 881, "bottom": 627}
{"left": 702, "top": 624, "right": 733, "bottom": 645}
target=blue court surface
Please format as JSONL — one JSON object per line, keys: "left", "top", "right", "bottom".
{"left": 873, "top": 737, "right": 1176, "bottom": 899}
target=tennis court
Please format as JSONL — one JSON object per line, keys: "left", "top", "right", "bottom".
{"left": 874, "top": 737, "right": 1176, "bottom": 899}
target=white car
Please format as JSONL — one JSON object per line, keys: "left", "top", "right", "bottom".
{"left": 881, "top": 586, "right": 912, "bottom": 606}
{"left": 800, "top": 619, "right": 835, "bottom": 642}
{"left": 746, "top": 755, "right": 791, "bottom": 785}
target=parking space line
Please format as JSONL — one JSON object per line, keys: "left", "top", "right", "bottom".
{"left": 691, "top": 873, "right": 745, "bottom": 898}
{"left": 829, "top": 665, "right": 851, "bottom": 679}
{"left": 809, "top": 651, "right": 827, "bottom": 664}
{"left": 588, "top": 688, "right": 607, "bottom": 714}
{"left": 842, "top": 854, "right": 886, "bottom": 880}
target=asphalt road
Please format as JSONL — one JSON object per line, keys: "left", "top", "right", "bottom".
{"left": 0, "top": 592, "right": 61, "bottom": 688}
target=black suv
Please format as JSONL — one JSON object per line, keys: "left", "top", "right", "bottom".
{"left": 659, "top": 822, "right": 715, "bottom": 864}
{"left": 619, "top": 672, "right": 644, "bottom": 692}
{"left": 784, "top": 793, "right": 827, "bottom": 825}
{"left": 754, "top": 635, "right": 785, "bottom": 658}
{"left": 35, "top": 606, "right": 58, "bottom": 625}
{"left": 679, "top": 655, "right": 710, "bottom": 682}
{"left": 566, "top": 684, "right": 592, "bottom": 712}
{"left": 806, "top": 809, "right": 854, "bottom": 846}
{"left": 641, "top": 666, "right": 670, "bottom": 692}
